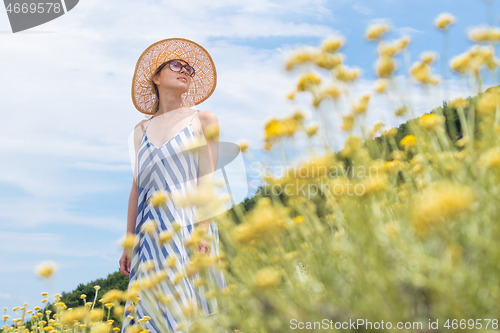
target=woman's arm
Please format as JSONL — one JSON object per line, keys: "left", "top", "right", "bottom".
{"left": 120, "top": 121, "right": 145, "bottom": 275}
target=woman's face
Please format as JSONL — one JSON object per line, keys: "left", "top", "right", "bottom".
{"left": 153, "top": 60, "right": 193, "bottom": 94}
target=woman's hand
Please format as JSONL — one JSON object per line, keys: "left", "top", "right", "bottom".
{"left": 119, "top": 250, "right": 131, "bottom": 276}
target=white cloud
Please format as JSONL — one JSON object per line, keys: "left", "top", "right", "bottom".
{"left": 0, "top": 293, "right": 12, "bottom": 299}
{"left": 352, "top": 3, "right": 373, "bottom": 16}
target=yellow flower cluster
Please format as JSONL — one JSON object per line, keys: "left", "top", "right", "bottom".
{"left": 476, "top": 88, "right": 500, "bottom": 115}
{"left": 147, "top": 190, "right": 168, "bottom": 208}
{"left": 231, "top": 198, "right": 289, "bottom": 244}
{"left": 418, "top": 113, "right": 445, "bottom": 131}
{"left": 400, "top": 135, "right": 417, "bottom": 149}
{"left": 450, "top": 45, "right": 498, "bottom": 75}
{"left": 365, "top": 23, "right": 390, "bottom": 41}
{"left": 468, "top": 26, "right": 500, "bottom": 43}
{"left": 373, "top": 37, "right": 409, "bottom": 78}
{"left": 34, "top": 261, "right": 58, "bottom": 279}
{"left": 410, "top": 52, "right": 439, "bottom": 85}
{"left": 411, "top": 182, "right": 475, "bottom": 236}
{"left": 335, "top": 65, "right": 360, "bottom": 82}
{"left": 352, "top": 94, "right": 371, "bottom": 115}
{"left": 296, "top": 72, "right": 322, "bottom": 92}
{"left": 434, "top": 13, "right": 455, "bottom": 30}
{"left": 478, "top": 147, "right": 500, "bottom": 169}
{"left": 253, "top": 267, "right": 282, "bottom": 289}
{"left": 285, "top": 49, "right": 319, "bottom": 71}
{"left": 321, "top": 36, "right": 345, "bottom": 53}
{"left": 263, "top": 111, "right": 305, "bottom": 150}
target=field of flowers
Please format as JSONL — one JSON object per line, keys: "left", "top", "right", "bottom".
{"left": 3, "top": 10, "right": 500, "bottom": 333}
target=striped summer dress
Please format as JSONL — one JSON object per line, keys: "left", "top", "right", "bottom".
{"left": 122, "top": 110, "right": 227, "bottom": 333}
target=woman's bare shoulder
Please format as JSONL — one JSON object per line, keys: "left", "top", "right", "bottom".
{"left": 132, "top": 118, "right": 151, "bottom": 147}
{"left": 197, "top": 110, "right": 218, "bottom": 128}
{"left": 133, "top": 118, "right": 151, "bottom": 135}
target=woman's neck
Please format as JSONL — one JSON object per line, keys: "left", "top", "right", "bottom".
{"left": 155, "top": 91, "right": 185, "bottom": 116}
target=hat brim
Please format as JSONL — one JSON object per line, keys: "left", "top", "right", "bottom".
{"left": 131, "top": 38, "right": 216, "bottom": 115}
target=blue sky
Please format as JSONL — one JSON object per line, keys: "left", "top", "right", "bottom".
{"left": 0, "top": 0, "right": 497, "bottom": 317}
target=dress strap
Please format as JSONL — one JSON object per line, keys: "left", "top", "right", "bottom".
{"left": 142, "top": 117, "right": 153, "bottom": 136}
{"left": 189, "top": 110, "right": 199, "bottom": 125}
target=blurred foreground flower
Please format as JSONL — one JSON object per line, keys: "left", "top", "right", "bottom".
{"left": 34, "top": 260, "right": 57, "bottom": 279}
{"left": 434, "top": 13, "right": 455, "bottom": 30}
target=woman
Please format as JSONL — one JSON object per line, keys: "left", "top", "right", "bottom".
{"left": 119, "top": 38, "right": 227, "bottom": 333}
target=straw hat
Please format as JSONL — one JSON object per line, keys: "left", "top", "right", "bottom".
{"left": 131, "top": 38, "right": 217, "bottom": 115}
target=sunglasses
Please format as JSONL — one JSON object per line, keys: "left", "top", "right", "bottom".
{"left": 164, "top": 60, "right": 196, "bottom": 77}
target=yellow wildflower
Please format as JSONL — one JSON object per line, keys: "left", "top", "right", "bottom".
{"left": 374, "top": 79, "right": 388, "bottom": 93}
{"left": 352, "top": 94, "right": 370, "bottom": 115}
{"left": 318, "top": 85, "right": 341, "bottom": 100}
{"left": 384, "top": 222, "right": 399, "bottom": 237}
{"left": 89, "top": 309, "right": 104, "bottom": 322}
{"left": 395, "top": 106, "right": 408, "bottom": 116}
{"left": 376, "top": 55, "right": 396, "bottom": 78}
{"left": 141, "top": 219, "right": 157, "bottom": 236}
{"left": 296, "top": 72, "right": 322, "bottom": 91}
{"left": 34, "top": 261, "right": 57, "bottom": 279}
{"left": 400, "top": 135, "right": 417, "bottom": 149}
{"left": 158, "top": 230, "right": 172, "bottom": 245}
{"left": 339, "top": 136, "right": 363, "bottom": 158}
{"left": 232, "top": 198, "right": 288, "bottom": 243}
{"left": 450, "top": 45, "right": 498, "bottom": 75}
{"left": 383, "top": 128, "right": 398, "bottom": 138}
{"left": 120, "top": 233, "right": 139, "bottom": 251}
{"left": 314, "top": 53, "right": 343, "bottom": 70}
{"left": 341, "top": 114, "right": 355, "bottom": 131}
{"left": 140, "top": 260, "right": 155, "bottom": 272}
{"left": 450, "top": 52, "right": 471, "bottom": 74}
{"left": 55, "top": 302, "right": 67, "bottom": 310}
{"left": 434, "top": 13, "right": 455, "bottom": 30}
{"left": 361, "top": 175, "right": 388, "bottom": 196}
{"left": 238, "top": 140, "right": 249, "bottom": 153}
{"left": 477, "top": 90, "right": 500, "bottom": 115}
{"left": 336, "top": 65, "right": 360, "bottom": 82}
{"left": 377, "top": 37, "right": 409, "bottom": 57}
{"left": 100, "top": 290, "right": 123, "bottom": 304}
{"left": 411, "top": 182, "right": 475, "bottom": 236}
{"left": 285, "top": 49, "right": 319, "bottom": 70}
{"left": 305, "top": 123, "right": 319, "bottom": 137}
{"left": 421, "top": 52, "right": 436, "bottom": 64}
{"left": 449, "top": 97, "right": 469, "bottom": 109}
{"left": 89, "top": 322, "right": 110, "bottom": 333}
{"left": 418, "top": 113, "right": 445, "bottom": 131}
{"left": 60, "top": 307, "right": 87, "bottom": 325}
{"left": 148, "top": 190, "right": 168, "bottom": 208}
{"left": 410, "top": 60, "right": 439, "bottom": 85}
{"left": 254, "top": 267, "right": 282, "bottom": 289}
{"left": 478, "top": 148, "right": 500, "bottom": 169}
{"left": 321, "top": 36, "right": 344, "bottom": 53}
{"left": 369, "top": 121, "right": 385, "bottom": 139}
{"left": 365, "top": 23, "right": 390, "bottom": 41}
{"left": 296, "top": 155, "right": 333, "bottom": 179}
{"left": 468, "top": 26, "right": 500, "bottom": 43}
{"left": 166, "top": 255, "right": 177, "bottom": 268}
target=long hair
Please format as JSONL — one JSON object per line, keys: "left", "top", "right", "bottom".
{"left": 149, "top": 59, "right": 190, "bottom": 115}
{"left": 149, "top": 62, "right": 169, "bottom": 115}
